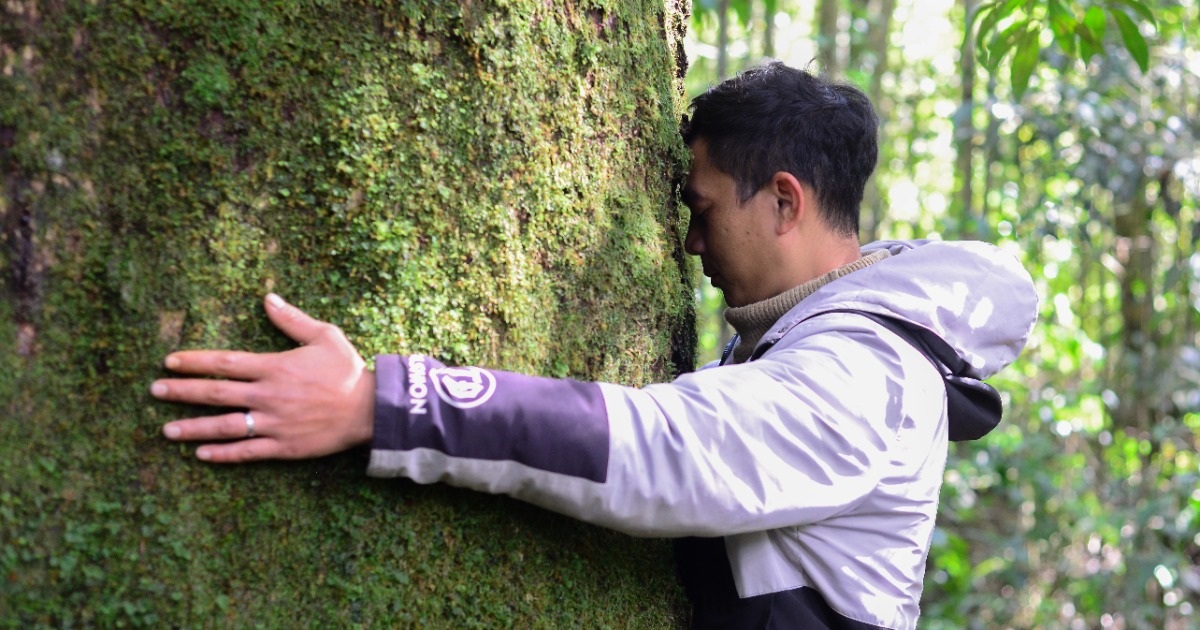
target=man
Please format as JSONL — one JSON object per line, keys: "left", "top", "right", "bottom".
{"left": 153, "top": 62, "right": 1037, "bottom": 629}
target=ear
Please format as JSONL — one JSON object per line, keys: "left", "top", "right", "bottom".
{"left": 768, "top": 172, "right": 807, "bottom": 235}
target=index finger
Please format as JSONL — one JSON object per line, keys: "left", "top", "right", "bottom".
{"left": 164, "top": 350, "right": 273, "bottom": 381}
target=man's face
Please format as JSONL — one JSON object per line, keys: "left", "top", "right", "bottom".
{"left": 682, "top": 140, "right": 783, "bottom": 307}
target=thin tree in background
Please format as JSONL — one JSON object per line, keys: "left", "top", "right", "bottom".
{"left": 817, "top": 0, "right": 842, "bottom": 75}
{"left": 718, "top": 0, "right": 732, "bottom": 78}
{"left": 954, "top": 0, "right": 981, "bottom": 239}
{"left": 761, "top": 0, "right": 778, "bottom": 58}
{"left": 854, "top": 0, "right": 896, "bottom": 242}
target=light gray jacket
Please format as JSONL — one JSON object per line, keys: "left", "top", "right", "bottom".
{"left": 368, "top": 239, "right": 1039, "bottom": 629}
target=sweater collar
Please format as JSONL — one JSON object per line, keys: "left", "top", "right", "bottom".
{"left": 723, "top": 248, "right": 891, "bottom": 364}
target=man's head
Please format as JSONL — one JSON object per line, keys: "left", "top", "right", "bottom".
{"left": 681, "top": 62, "right": 878, "bottom": 238}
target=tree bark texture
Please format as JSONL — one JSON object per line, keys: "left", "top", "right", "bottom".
{"left": 1, "top": 1, "right": 695, "bottom": 626}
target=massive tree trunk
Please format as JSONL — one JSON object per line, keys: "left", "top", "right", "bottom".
{"left": 1, "top": 1, "right": 695, "bottom": 626}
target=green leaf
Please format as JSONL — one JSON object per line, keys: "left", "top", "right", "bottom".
{"left": 731, "top": 0, "right": 752, "bottom": 28}
{"left": 974, "top": 0, "right": 1027, "bottom": 37}
{"left": 971, "top": 0, "right": 1000, "bottom": 31}
{"left": 973, "top": 0, "right": 1025, "bottom": 67}
{"left": 1011, "top": 25, "right": 1041, "bottom": 98}
{"left": 1047, "top": 0, "right": 1077, "bottom": 57}
{"left": 690, "top": 0, "right": 720, "bottom": 29}
{"left": 1056, "top": 33, "right": 1077, "bottom": 59}
{"left": 973, "top": 4, "right": 1000, "bottom": 66}
{"left": 1110, "top": 0, "right": 1157, "bottom": 25}
{"left": 1110, "top": 8, "right": 1150, "bottom": 72}
{"left": 1074, "top": 23, "right": 1102, "bottom": 60}
{"left": 986, "top": 19, "right": 1031, "bottom": 72}
{"left": 1083, "top": 5, "right": 1107, "bottom": 40}
{"left": 1047, "top": 0, "right": 1076, "bottom": 40}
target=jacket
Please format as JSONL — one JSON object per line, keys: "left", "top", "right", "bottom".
{"left": 367, "top": 239, "right": 1039, "bottom": 629}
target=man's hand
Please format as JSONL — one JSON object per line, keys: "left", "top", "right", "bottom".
{"left": 153, "top": 293, "right": 375, "bottom": 463}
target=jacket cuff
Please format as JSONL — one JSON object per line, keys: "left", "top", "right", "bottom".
{"left": 372, "top": 354, "right": 407, "bottom": 454}
{"left": 370, "top": 354, "right": 610, "bottom": 483}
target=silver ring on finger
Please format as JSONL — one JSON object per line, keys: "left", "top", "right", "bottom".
{"left": 244, "top": 412, "right": 256, "bottom": 439}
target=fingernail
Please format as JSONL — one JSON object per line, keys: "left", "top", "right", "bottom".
{"left": 267, "top": 293, "right": 284, "bottom": 308}
{"left": 164, "top": 355, "right": 180, "bottom": 370}
{"left": 196, "top": 448, "right": 211, "bottom": 461}
{"left": 163, "top": 424, "right": 181, "bottom": 439}
{"left": 151, "top": 382, "right": 168, "bottom": 397}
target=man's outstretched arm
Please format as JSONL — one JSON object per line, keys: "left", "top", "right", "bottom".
{"left": 153, "top": 293, "right": 375, "bottom": 462}
{"left": 152, "top": 294, "right": 898, "bottom": 537}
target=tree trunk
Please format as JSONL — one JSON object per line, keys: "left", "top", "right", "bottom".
{"left": 953, "top": 0, "right": 979, "bottom": 239}
{"left": 762, "top": 0, "right": 778, "bottom": 59}
{"left": 717, "top": 0, "right": 731, "bottom": 79}
{"left": 816, "top": 0, "right": 842, "bottom": 76}
{"left": 856, "top": 0, "right": 895, "bottom": 242}
{"left": 1113, "top": 176, "right": 1161, "bottom": 432}
{"left": 0, "top": 1, "right": 695, "bottom": 626}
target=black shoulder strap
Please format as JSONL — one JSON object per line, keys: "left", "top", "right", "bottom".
{"left": 827, "top": 309, "right": 1003, "bottom": 441}
{"left": 838, "top": 310, "right": 964, "bottom": 375}
{"left": 730, "top": 308, "right": 1003, "bottom": 441}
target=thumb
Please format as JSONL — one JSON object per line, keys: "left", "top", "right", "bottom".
{"left": 264, "top": 293, "right": 327, "bottom": 345}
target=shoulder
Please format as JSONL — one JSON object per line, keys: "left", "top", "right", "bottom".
{"left": 761, "top": 311, "right": 945, "bottom": 407}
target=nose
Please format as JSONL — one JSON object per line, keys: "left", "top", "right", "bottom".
{"left": 684, "top": 218, "right": 704, "bottom": 255}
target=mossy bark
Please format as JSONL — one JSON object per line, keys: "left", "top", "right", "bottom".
{"left": 1, "top": 1, "right": 695, "bottom": 626}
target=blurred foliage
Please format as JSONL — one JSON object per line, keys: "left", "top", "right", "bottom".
{"left": 972, "top": 0, "right": 1158, "bottom": 97}
{"left": 686, "top": 0, "right": 1198, "bottom": 627}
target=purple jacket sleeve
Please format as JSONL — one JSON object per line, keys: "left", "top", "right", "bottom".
{"left": 372, "top": 354, "right": 610, "bottom": 483}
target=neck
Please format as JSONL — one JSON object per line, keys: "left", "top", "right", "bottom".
{"left": 742, "top": 234, "right": 861, "bottom": 306}
{"left": 724, "top": 248, "right": 889, "bottom": 364}
{"left": 793, "top": 234, "right": 863, "bottom": 286}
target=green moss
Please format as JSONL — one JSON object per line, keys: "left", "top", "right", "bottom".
{"left": 2, "top": 0, "right": 693, "bottom": 627}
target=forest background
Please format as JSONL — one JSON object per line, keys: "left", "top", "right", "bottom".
{"left": 685, "top": 0, "right": 1198, "bottom": 627}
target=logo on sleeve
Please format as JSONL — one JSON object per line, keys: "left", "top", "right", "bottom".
{"left": 407, "top": 354, "right": 430, "bottom": 415}
{"left": 430, "top": 366, "right": 497, "bottom": 409}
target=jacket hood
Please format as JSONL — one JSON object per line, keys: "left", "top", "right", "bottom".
{"left": 763, "top": 240, "right": 1039, "bottom": 379}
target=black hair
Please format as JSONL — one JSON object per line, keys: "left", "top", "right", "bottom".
{"left": 682, "top": 62, "right": 878, "bottom": 237}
